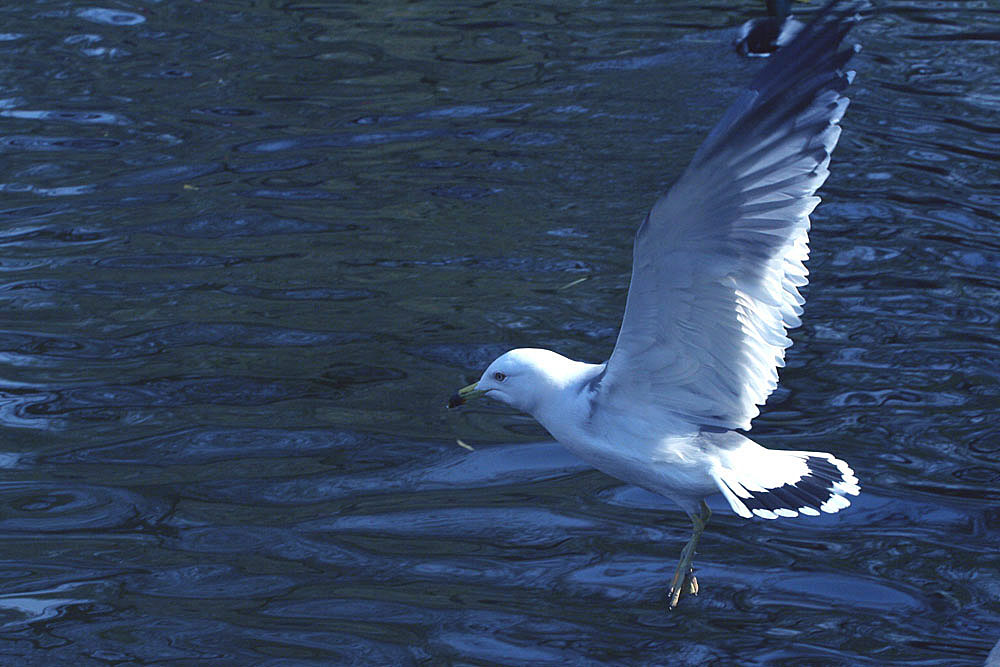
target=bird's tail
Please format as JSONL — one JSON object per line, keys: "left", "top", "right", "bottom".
{"left": 710, "top": 442, "right": 860, "bottom": 519}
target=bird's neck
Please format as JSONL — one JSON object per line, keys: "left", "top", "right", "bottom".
{"left": 528, "top": 359, "right": 605, "bottom": 438}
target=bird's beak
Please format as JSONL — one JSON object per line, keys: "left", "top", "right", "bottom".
{"left": 447, "top": 382, "right": 487, "bottom": 408}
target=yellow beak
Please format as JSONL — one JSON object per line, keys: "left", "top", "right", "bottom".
{"left": 447, "top": 382, "right": 487, "bottom": 408}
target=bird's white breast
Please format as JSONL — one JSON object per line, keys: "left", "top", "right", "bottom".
{"left": 533, "top": 387, "right": 719, "bottom": 508}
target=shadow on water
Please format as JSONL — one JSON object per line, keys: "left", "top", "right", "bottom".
{"left": 0, "top": 0, "right": 997, "bottom": 664}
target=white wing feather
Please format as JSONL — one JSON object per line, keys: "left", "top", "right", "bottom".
{"left": 598, "top": 6, "right": 860, "bottom": 431}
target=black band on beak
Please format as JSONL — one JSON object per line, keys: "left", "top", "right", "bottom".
{"left": 446, "top": 382, "right": 486, "bottom": 409}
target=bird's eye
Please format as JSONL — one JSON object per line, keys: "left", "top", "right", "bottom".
{"left": 493, "top": 371, "right": 507, "bottom": 382}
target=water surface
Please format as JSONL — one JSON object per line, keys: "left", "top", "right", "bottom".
{"left": 0, "top": 1, "right": 998, "bottom": 664}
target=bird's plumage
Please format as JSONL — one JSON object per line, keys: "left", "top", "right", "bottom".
{"left": 450, "top": 0, "right": 865, "bottom": 605}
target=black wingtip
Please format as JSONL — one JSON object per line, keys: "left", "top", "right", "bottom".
{"left": 734, "top": 455, "right": 860, "bottom": 519}
{"left": 696, "top": 0, "right": 865, "bottom": 166}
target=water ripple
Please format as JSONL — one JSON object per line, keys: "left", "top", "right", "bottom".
{"left": 126, "top": 565, "right": 296, "bottom": 600}
{"left": 0, "top": 109, "right": 129, "bottom": 125}
{"left": 108, "top": 163, "right": 221, "bottom": 188}
{"left": 0, "top": 135, "right": 121, "bottom": 151}
{"left": 0, "top": 0, "right": 996, "bottom": 663}
{"left": 75, "top": 8, "right": 146, "bottom": 26}
{"left": 0, "top": 482, "right": 167, "bottom": 532}
{"left": 47, "top": 427, "right": 362, "bottom": 465}
{"left": 95, "top": 252, "right": 298, "bottom": 269}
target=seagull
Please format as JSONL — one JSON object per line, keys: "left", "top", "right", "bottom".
{"left": 448, "top": 1, "right": 862, "bottom": 608}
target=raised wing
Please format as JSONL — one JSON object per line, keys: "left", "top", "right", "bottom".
{"left": 597, "top": 2, "right": 860, "bottom": 431}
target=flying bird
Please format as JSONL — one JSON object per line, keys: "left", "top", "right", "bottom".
{"left": 449, "top": 1, "right": 862, "bottom": 608}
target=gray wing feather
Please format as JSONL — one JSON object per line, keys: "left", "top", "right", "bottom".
{"left": 598, "top": 3, "right": 860, "bottom": 430}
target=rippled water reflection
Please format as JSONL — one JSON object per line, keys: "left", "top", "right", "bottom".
{"left": 1, "top": 0, "right": 998, "bottom": 664}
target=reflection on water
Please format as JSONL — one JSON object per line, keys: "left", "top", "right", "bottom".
{"left": 0, "top": 582, "right": 91, "bottom": 629}
{"left": 0, "top": 0, "right": 998, "bottom": 663}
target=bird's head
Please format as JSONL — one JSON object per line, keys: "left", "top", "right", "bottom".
{"left": 447, "top": 348, "right": 580, "bottom": 415}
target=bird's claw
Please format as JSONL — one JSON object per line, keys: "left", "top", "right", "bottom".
{"left": 667, "top": 568, "right": 699, "bottom": 608}
{"left": 684, "top": 572, "right": 699, "bottom": 597}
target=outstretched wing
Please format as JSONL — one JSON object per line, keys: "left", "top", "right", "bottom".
{"left": 597, "top": 2, "right": 860, "bottom": 431}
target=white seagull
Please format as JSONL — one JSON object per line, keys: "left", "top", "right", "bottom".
{"left": 449, "top": 1, "right": 862, "bottom": 608}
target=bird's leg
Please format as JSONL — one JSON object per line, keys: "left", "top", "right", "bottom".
{"left": 668, "top": 500, "right": 712, "bottom": 609}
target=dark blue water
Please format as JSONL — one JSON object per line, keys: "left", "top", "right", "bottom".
{"left": 1, "top": 1, "right": 998, "bottom": 664}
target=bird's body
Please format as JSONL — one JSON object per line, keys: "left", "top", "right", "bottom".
{"left": 510, "top": 357, "right": 716, "bottom": 511}
{"left": 449, "top": 1, "right": 863, "bottom": 607}
{"left": 496, "top": 353, "right": 713, "bottom": 509}
{"left": 465, "top": 348, "right": 857, "bottom": 520}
